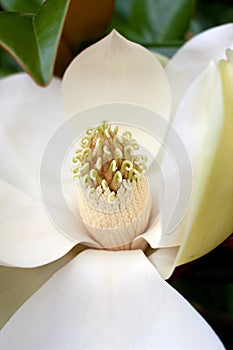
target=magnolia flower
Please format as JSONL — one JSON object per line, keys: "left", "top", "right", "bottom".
{"left": 0, "top": 24, "right": 232, "bottom": 349}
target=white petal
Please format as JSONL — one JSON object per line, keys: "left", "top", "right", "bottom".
{"left": 166, "top": 23, "right": 233, "bottom": 112}
{"left": 147, "top": 247, "right": 180, "bottom": 279}
{"left": 62, "top": 30, "right": 171, "bottom": 119}
{"left": 0, "top": 73, "right": 63, "bottom": 199}
{"left": 0, "top": 73, "right": 99, "bottom": 266}
{"left": 0, "top": 249, "right": 224, "bottom": 349}
{"left": 174, "top": 56, "right": 233, "bottom": 268}
{"left": 152, "top": 59, "right": 232, "bottom": 278}
{"left": 0, "top": 246, "right": 84, "bottom": 329}
{"left": 0, "top": 178, "right": 79, "bottom": 267}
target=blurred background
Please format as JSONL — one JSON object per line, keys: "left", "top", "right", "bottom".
{"left": 0, "top": 0, "right": 233, "bottom": 79}
{"left": 0, "top": 0, "right": 232, "bottom": 348}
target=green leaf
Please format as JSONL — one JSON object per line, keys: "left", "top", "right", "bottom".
{"left": 109, "top": 0, "right": 196, "bottom": 45}
{"left": 0, "top": 0, "right": 70, "bottom": 85}
{"left": 0, "top": 47, "right": 22, "bottom": 78}
{"left": 0, "top": 0, "right": 42, "bottom": 13}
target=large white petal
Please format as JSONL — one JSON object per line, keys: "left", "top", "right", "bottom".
{"left": 166, "top": 23, "right": 233, "bottom": 112}
{"left": 0, "top": 73, "right": 63, "bottom": 199}
{"left": 174, "top": 55, "right": 233, "bottom": 268}
{"left": 150, "top": 59, "right": 233, "bottom": 278}
{"left": 0, "top": 73, "right": 100, "bottom": 267}
{"left": 0, "top": 245, "right": 85, "bottom": 329}
{"left": 62, "top": 30, "right": 171, "bottom": 119}
{"left": 0, "top": 249, "right": 224, "bottom": 349}
{"left": 0, "top": 178, "right": 81, "bottom": 267}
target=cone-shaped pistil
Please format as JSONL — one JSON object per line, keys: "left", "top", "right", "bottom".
{"left": 72, "top": 121, "right": 151, "bottom": 249}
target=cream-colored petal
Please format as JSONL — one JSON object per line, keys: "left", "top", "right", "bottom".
{"left": 140, "top": 104, "right": 192, "bottom": 251}
{"left": 166, "top": 23, "right": 233, "bottom": 112}
{"left": 152, "top": 59, "right": 232, "bottom": 278}
{"left": 0, "top": 73, "right": 100, "bottom": 267}
{"left": 152, "top": 52, "right": 170, "bottom": 68}
{"left": 0, "top": 245, "right": 85, "bottom": 329}
{"left": 174, "top": 54, "right": 233, "bottom": 268}
{"left": 147, "top": 247, "right": 180, "bottom": 279}
{"left": 0, "top": 178, "right": 93, "bottom": 267}
{"left": 0, "top": 73, "right": 63, "bottom": 199}
{"left": 62, "top": 30, "right": 171, "bottom": 119}
{"left": 0, "top": 249, "right": 224, "bottom": 349}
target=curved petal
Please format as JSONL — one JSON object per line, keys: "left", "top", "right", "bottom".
{"left": 0, "top": 74, "right": 100, "bottom": 267}
{"left": 174, "top": 53, "right": 233, "bottom": 268}
{"left": 0, "top": 245, "right": 85, "bottom": 329}
{"left": 151, "top": 57, "right": 233, "bottom": 278}
{"left": 0, "top": 249, "right": 224, "bottom": 349}
{"left": 62, "top": 30, "right": 171, "bottom": 119}
{"left": 152, "top": 52, "right": 170, "bottom": 68}
{"left": 147, "top": 247, "right": 180, "bottom": 279}
{"left": 0, "top": 178, "right": 79, "bottom": 267}
{"left": 166, "top": 23, "right": 233, "bottom": 112}
{"left": 0, "top": 73, "right": 63, "bottom": 199}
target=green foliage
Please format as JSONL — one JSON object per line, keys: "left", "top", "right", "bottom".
{"left": 0, "top": 0, "right": 70, "bottom": 85}
{"left": 0, "top": 0, "right": 42, "bottom": 13}
{"left": 107, "top": 0, "right": 196, "bottom": 57}
{"left": 109, "top": 0, "right": 196, "bottom": 44}
{"left": 191, "top": 0, "right": 233, "bottom": 34}
{"left": 0, "top": 0, "right": 232, "bottom": 80}
{"left": 0, "top": 47, "right": 21, "bottom": 78}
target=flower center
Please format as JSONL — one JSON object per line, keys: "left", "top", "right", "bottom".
{"left": 72, "top": 121, "right": 151, "bottom": 249}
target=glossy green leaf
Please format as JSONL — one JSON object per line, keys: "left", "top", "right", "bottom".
{"left": 0, "top": 47, "right": 21, "bottom": 78}
{"left": 0, "top": 0, "right": 70, "bottom": 85}
{"left": 0, "top": 0, "right": 42, "bottom": 13}
{"left": 110, "top": 0, "right": 196, "bottom": 45}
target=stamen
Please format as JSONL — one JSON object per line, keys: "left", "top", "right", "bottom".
{"left": 96, "top": 157, "right": 102, "bottom": 170}
{"left": 93, "top": 138, "right": 102, "bottom": 158}
{"left": 122, "top": 131, "right": 132, "bottom": 138}
{"left": 82, "top": 174, "right": 93, "bottom": 187}
{"left": 104, "top": 127, "right": 111, "bottom": 138}
{"left": 72, "top": 121, "right": 151, "bottom": 250}
{"left": 124, "top": 145, "right": 133, "bottom": 158}
{"left": 110, "top": 160, "right": 117, "bottom": 172}
{"left": 81, "top": 137, "right": 91, "bottom": 148}
{"left": 110, "top": 171, "right": 123, "bottom": 192}
{"left": 86, "top": 128, "right": 94, "bottom": 136}
{"left": 108, "top": 191, "right": 117, "bottom": 203}
{"left": 90, "top": 169, "right": 100, "bottom": 184}
{"left": 72, "top": 157, "right": 79, "bottom": 163}
{"left": 102, "top": 179, "right": 109, "bottom": 191}
{"left": 103, "top": 145, "right": 111, "bottom": 155}
{"left": 79, "top": 162, "right": 90, "bottom": 175}
{"left": 120, "top": 160, "right": 133, "bottom": 177}
{"left": 115, "top": 147, "right": 123, "bottom": 159}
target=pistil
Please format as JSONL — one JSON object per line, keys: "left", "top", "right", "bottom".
{"left": 72, "top": 121, "right": 151, "bottom": 249}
